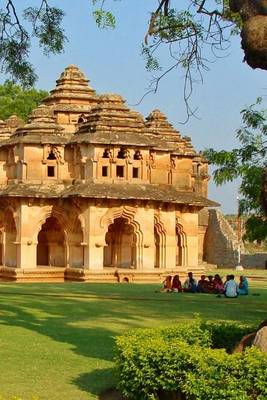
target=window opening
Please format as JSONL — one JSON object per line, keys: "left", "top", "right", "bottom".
{"left": 102, "top": 166, "right": 108, "bottom": 177}
{"left": 78, "top": 115, "right": 87, "bottom": 123}
{"left": 80, "top": 165, "right": 85, "bottom": 179}
{"left": 47, "top": 150, "right": 56, "bottom": 160}
{"left": 134, "top": 150, "right": 142, "bottom": 160}
{"left": 116, "top": 165, "right": 124, "bottom": 178}
{"left": 47, "top": 166, "right": 55, "bottom": 177}
{"left": 117, "top": 148, "right": 127, "bottom": 159}
{"left": 133, "top": 167, "right": 139, "bottom": 179}
{"left": 102, "top": 149, "right": 111, "bottom": 158}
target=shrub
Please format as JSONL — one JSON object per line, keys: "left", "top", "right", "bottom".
{"left": 200, "top": 321, "right": 255, "bottom": 353}
{"left": 115, "top": 320, "right": 267, "bottom": 400}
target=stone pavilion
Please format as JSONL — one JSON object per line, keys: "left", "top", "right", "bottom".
{"left": 0, "top": 65, "right": 218, "bottom": 282}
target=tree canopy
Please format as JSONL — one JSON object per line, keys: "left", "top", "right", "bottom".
{"left": 0, "top": 81, "right": 48, "bottom": 121}
{"left": 204, "top": 99, "right": 267, "bottom": 242}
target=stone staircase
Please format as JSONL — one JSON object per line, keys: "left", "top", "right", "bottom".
{"left": 204, "top": 209, "right": 239, "bottom": 267}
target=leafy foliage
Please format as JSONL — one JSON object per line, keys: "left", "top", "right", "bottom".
{"left": 116, "top": 320, "right": 267, "bottom": 400}
{"left": 0, "top": 1, "right": 66, "bottom": 87}
{"left": 204, "top": 99, "right": 267, "bottom": 242}
{"left": 0, "top": 81, "right": 48, "bottom": 121}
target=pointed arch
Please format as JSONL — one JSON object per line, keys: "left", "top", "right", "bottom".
{"left": 176, "top": 218, "right": 188, "bottom": 267}
{"left": 34, "top": 205, "right": 85, "bottom": 268}
{"left": 101, "top": 207, "right": 143, "bottom": 269}
{"left": 154, "top": 213, "right": 167, "bottom": 268}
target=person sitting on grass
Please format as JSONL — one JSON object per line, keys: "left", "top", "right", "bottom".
{"left": 204, "top": 275, "right": 216, "bottom": 294}
{"left": 213, "top": 274, "right": 225, "bottom": 294}
{"left": 238, "top": 276, "right": 249, "bottom": 295}
{"left": 171, "top": 275, "right": 182, "bottom": 292}
{"left": 183, "top": 272, "right": 197, "bottom": 293}
{"left": 197, "top": 275, "right": 208, "bottom": 293}
{"left": 224, "top": 274, "right": 239, "bottom": 298}
{"left": 160, "top": 275, "right": 172, "bottom": 292}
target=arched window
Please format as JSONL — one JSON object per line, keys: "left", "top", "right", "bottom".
{"left": 133, "top": 150, "right": 142, "bottom": 160}
{"left": 117, "top": 148, "right": 127, "bottom": 159}
{"left": 102, "top": 148, "right": 111, "bottom": 158}
{"left": 47, "top": 150, "right": 56, "bottom": 160}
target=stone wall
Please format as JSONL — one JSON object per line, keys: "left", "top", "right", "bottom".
{"left": 241, "top": 253, "right": 267, "bottom": 269}
{"left": 204, "top": 209, "right": 267, "bottom": 268}
{"left": 204, "top": 209, "right": 239, "bottom": 267}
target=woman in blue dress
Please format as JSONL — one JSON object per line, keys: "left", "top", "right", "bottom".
{"left": 238, "top": 276, "right": 249, "bottom": 295}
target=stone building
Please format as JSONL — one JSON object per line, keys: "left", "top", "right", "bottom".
{"left": 0, "top": 65, "right": 218, "bottom": 282}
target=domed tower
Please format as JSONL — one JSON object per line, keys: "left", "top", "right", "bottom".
{"left": 43, "top": 65, "right": 98, "bottom": 133}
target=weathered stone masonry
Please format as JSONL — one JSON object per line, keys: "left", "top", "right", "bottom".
{"left": 0, "top": 65, "right": 218, "bottom": 281}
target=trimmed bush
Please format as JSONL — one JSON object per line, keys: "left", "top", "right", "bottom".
{"left": 116, "top": 320, "right": 267, "bottom": 400}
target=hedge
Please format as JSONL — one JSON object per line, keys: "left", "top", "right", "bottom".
{"left": 115, "top": 320, "right": 267, "bottom": 400}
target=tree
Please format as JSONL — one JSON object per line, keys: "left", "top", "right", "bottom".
{"left": 204, "top": 99, "right": 267, "bottom": 242}
{"left": 0, "top": 1, "right": 266, "bottom": 112}
{"left": 0, "top": 81, "right": 48, "bottom": 121}
{"left": 0, "top": 0, "right": 66, "bottom": 87}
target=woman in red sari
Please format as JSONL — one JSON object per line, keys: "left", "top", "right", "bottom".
{"left": 172, "top": 275, "right": 182, "bottom": 292}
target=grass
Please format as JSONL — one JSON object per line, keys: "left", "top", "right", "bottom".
{"left": 0, "top": 281, "right": 266, "bottom": 400}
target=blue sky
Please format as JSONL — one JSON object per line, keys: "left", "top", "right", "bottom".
{"left": 9, "top": 1, "right": 267, "bottom": 213}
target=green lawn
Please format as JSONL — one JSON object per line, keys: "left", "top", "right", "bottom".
{"left": 0, "top": 282, "right": 266, "bottom": 400}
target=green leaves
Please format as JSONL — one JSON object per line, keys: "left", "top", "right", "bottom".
{"left": 93, "top": 9, "right": 116, "bottom": 29}
{"left": 204, "top": 100, "right": 267, "bottom": 242}
{"left": 116, "top": 320, "right": 265, "bottom": 400}
{"left": 0, "top": 80, "right": 48, "bottom": 121}
{"left": 24, "top": 6, "right": 66, "bottom": 55}
{"left": 0, "top": 1, "right": 66, "bottom": 87}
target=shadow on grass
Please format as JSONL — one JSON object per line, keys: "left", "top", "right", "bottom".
{"left": 0, "top": 283, "right": 266, "bottom": 397}
{"left": 73, "top": 368, "right": 119, "bottom": 398}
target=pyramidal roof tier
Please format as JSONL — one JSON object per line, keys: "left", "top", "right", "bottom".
{"left": 0, "top": 115, "right": 25, "bottom": 141}
{"left": 6, "top": 105, "right": 68, "bottom": 145}
{"left": 145, "top": 109, "right": 181, "bottom": 137}
{"left": 43, "top": 65, "right": 98, "bottom": 107}
{"left": 145, "top": 109, "right": 196, "bottom": 155}
{"left": 72, "top": 94, "right": 151, "bottom": 146}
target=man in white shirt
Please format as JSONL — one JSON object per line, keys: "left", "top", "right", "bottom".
{"left": 224, "top": 274, "right": 238, "bottom": 298}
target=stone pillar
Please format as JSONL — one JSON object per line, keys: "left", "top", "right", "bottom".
{"left": 85, "top": 204, "right": 105, "bottom": 270}
{"left": 135, "top": 207, "right": 154, "bottom": 270}
{"left": 159, "top": 209, "right": 176, "bottom": 269}
{"left": 181, "top": 211, "right": 199, "bottom": 267}
{"left": 16, "top": 204, "right": 38, "bottom": 268}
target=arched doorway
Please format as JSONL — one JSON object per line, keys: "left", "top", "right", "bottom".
{"left": 104, "top": 218, "right": 136, "bottom": 268}
{"left": 176, "top": 224, "right": 187, "bottom": 267}
{"left": 37, "top": 216, "right": 66, "bottom": 267}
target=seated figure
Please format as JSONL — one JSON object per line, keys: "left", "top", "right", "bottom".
{"left": 224, "top": 274, "right": 239, "bottom": 298}
{"left": 213, "top": 274, "right": 225, "bottom": 294}
{"left": 160, "top": 275, "right": 172, "bottom": 292}
{"left": 172, "top": 275, "right": 182, "bottom": 292}
{"left": 204, "top": 275, "right": 216, "bottom": 294}
{"left": 183, "top": 272, "right": 197, "bottom": 293}
{"left": 238, "top": 276, "right": 249, "bottom": 295}
{"left": 197, "top": 275, "right": 208, "bottom": 293}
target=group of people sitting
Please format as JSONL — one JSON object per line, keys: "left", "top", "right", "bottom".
{"left": 161, "top": 272, "right": 249, "bottom": 297}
